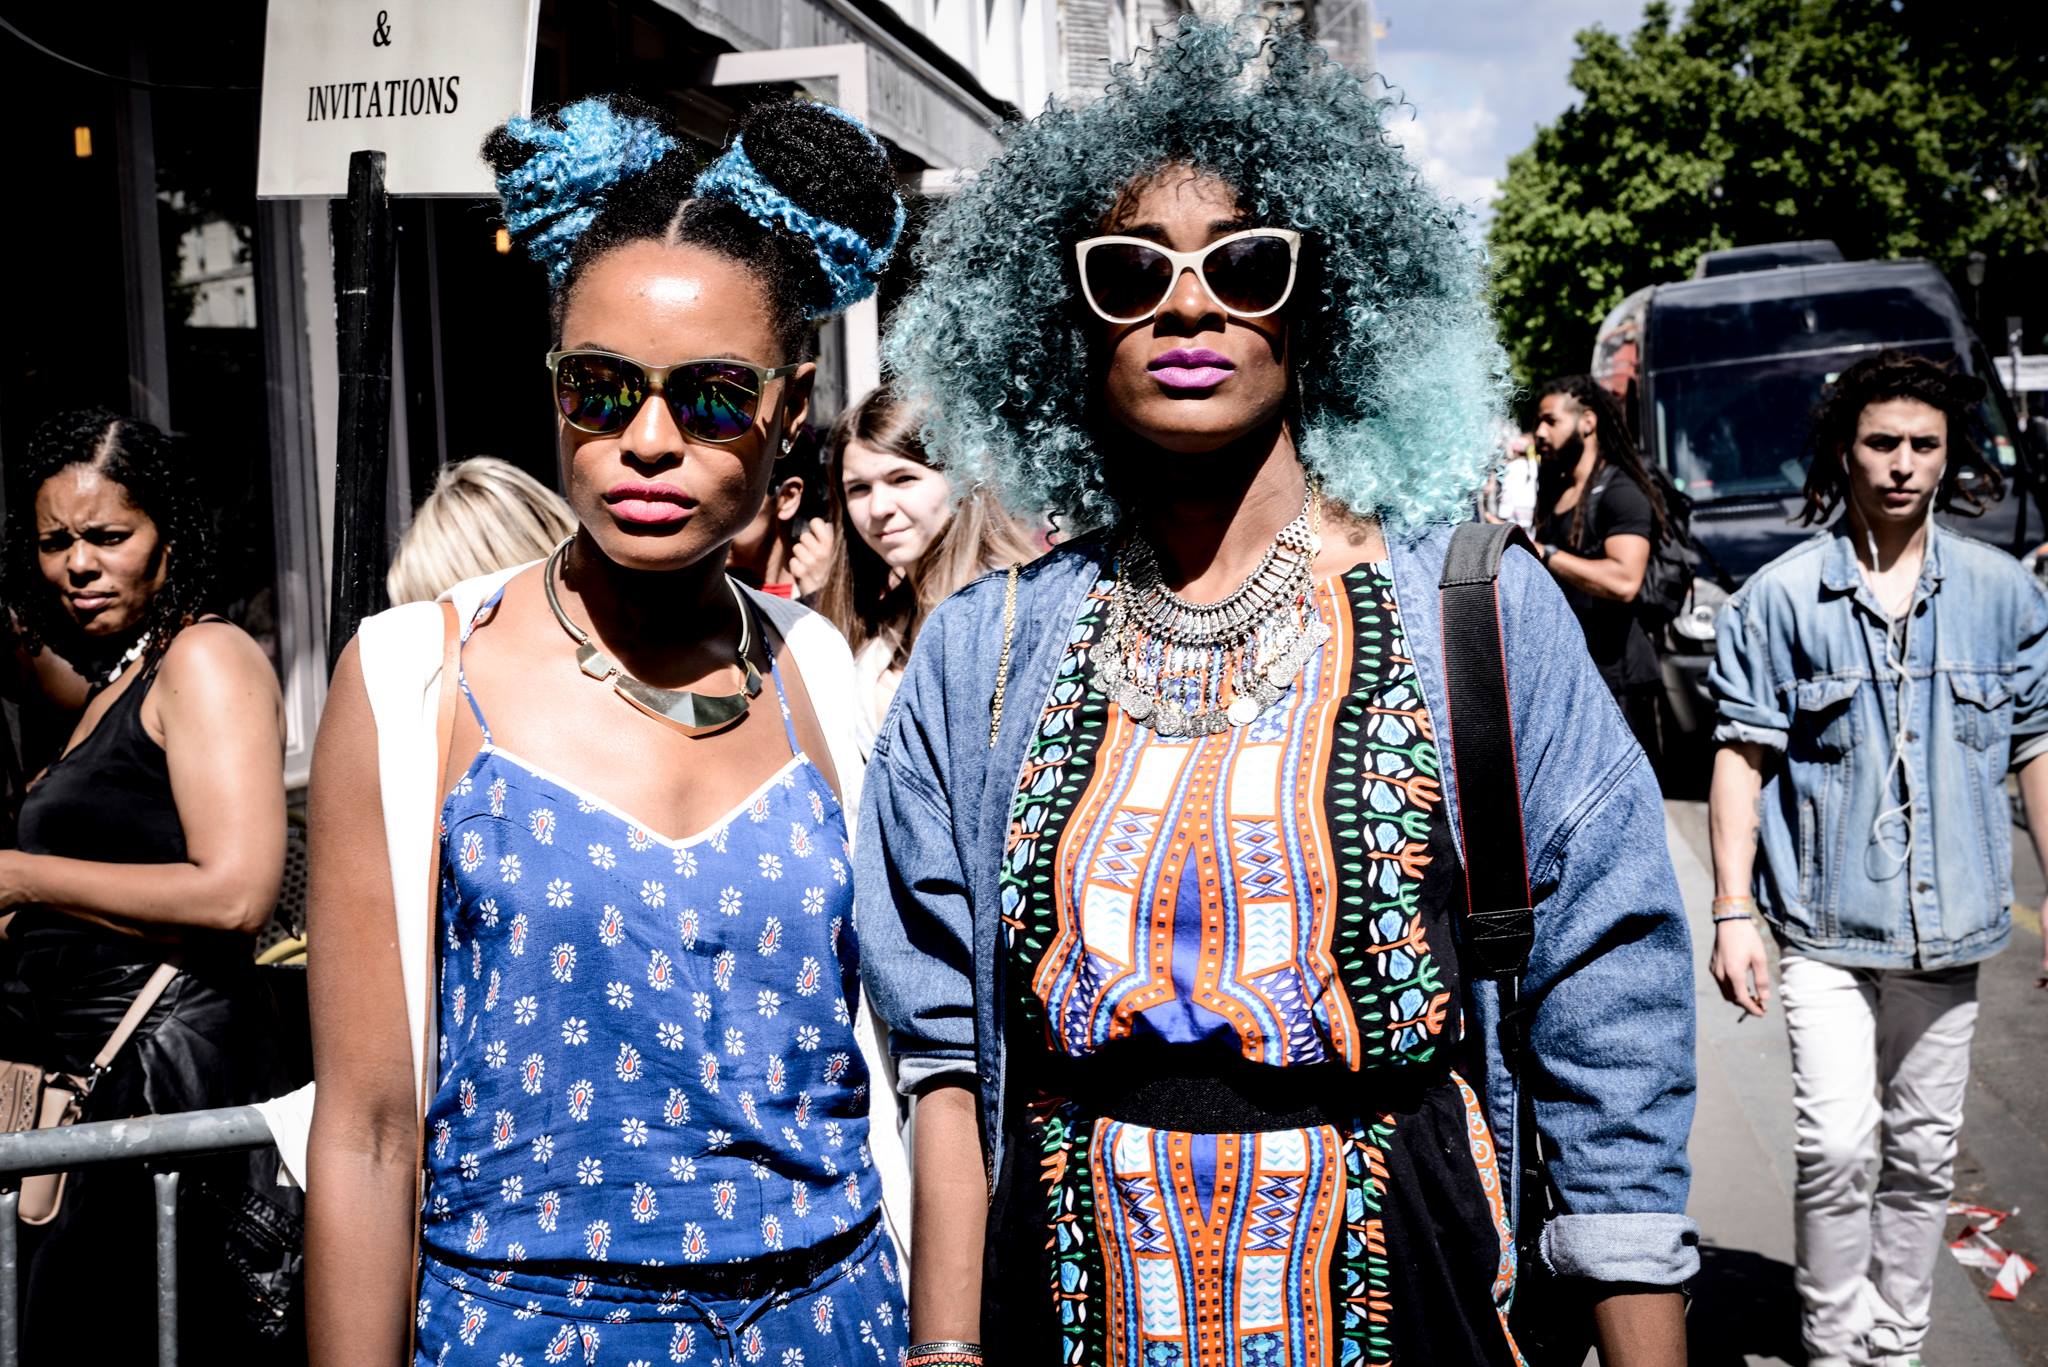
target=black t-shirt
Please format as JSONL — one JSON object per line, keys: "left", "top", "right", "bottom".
{"left": 1540, "top": 469, "right": 1661, "bottom": 694}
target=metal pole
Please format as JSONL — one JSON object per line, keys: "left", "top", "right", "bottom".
{"left": 0, "top": 1106, "right": 273, "bottom": 1178}
{"left": 328, "top": 148, "right": 396, "bottom": 673}
{"left": 396, "top": 199, "right": 449, "bottom": 509}
{"left": 2011, "top": 316, "right": 2030, "bottom": 426}
{"left": 113, "top": 39, "right": 171, "bottom": 431}
{"left": 0, "top": 1109, "right": 273, "bottom": 1367}
{"left": 0, "top": 1188, "right": 18, "bottom": 1367}
{"left": 154, "top": 1170, "right": 179, "bottom": 1367}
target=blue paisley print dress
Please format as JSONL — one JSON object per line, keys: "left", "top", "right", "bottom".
{"left": 414, "top": 591, "right": 907, "bottom": 1365}
{"left": 990, "top": 565, "right": 1524, "bottom": 1367}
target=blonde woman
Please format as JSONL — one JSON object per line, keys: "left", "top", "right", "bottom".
{"left": 813, "top": 386, "right": 1040, "bottom": 753}
{"left": 385, "top": 456, "right": 576, "bottom": 604}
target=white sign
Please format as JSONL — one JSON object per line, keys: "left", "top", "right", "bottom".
{"left": 257, "top": 0, "right": 542, "bottom": 198}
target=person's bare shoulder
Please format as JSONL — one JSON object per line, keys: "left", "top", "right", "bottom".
{"left": 151, "top": 620, "right": 282, "bottom": 722}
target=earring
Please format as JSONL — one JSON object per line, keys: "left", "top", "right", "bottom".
{"left": 780, "top": 437, "right": 795, "bottom": 456}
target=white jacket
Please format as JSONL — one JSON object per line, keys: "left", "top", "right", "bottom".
{"left": 258, "top": 563, "right": 911, "bottom": 1262}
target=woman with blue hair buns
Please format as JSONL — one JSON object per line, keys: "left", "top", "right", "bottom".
{"left": 858, "top": 17, "right": 1697, "bottom": 1367}
{"left": 303, "top": 94, "right": 909, "bottom": 1364}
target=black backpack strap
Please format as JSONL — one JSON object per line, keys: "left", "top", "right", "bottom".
{"left": 1438, "top": 521, "right": 1536, "bottom": 978}
{"left": 1441, "top": 520, "right": 1568, "bottom": 1292}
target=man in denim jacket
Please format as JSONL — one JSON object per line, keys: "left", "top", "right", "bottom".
{"left": 1707, "top": 353, "right": 2048, "bottom": 1367}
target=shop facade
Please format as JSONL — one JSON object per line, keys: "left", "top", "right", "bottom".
{"left": 2, "top": 0, "right": 1382, "bottom": 790}
{"left": 0, "top": 0, "right": 1022, "bottom": 784}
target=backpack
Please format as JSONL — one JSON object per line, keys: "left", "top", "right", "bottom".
{"left": 1584, "top": 464, "right": 1701, "bottom": 631}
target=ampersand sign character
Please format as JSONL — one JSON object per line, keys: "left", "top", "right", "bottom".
{"left": 372, "top": 9, "right": 393, "bottom": 46}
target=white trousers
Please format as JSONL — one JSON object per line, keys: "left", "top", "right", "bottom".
{"left": 1780, "top": 950, "right": 1979, "bottom": 1365}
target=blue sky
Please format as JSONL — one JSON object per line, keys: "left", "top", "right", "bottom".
{"left": 1370, "top": 0, "right": 1659, "bottom": 215}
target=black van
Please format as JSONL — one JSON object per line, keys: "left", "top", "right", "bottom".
{"left": 1590, "top": 246, "right": 2045, "bottom": 735}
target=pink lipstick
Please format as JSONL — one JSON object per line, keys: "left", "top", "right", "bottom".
{"left": 1148, "top": 347, "right": 1236, "bottom": 390}
{"left": 603, "top": 480, "right": 695, "bottom": 528}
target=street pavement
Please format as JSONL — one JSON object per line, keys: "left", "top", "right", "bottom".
{"left": 1665, "top": 798, "right": 2046, "bottom": 1366}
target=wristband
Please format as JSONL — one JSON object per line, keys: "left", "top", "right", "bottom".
{"left": 1711, "top": 894, "right": 1761, "bottom": 927}
{"left": 908, "top": 1343, "right": 984, "bottom": 1367}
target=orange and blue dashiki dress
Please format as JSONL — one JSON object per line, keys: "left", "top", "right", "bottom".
{"left": 990, "top": 563, "right": 1526, "bottom": 1367}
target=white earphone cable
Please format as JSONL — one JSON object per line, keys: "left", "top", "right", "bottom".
{"left": 1865, "top": 455, "right": 1945, "bottom": 879}
{"left": 1868, "top": 541, "right": 1914, "bottom": 877}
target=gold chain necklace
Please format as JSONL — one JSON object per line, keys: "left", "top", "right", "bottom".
{"left": 543, "top": 538, "right": 761, "bottom": 737}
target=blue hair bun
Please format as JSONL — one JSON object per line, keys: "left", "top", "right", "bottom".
{"left": 494, "top": 97, "right": 679, "bottom": 288}
{"left": 692, "top": 105, "right": 906, "bottom": 319}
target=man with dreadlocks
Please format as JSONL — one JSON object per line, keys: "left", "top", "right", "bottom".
{"left": 1532, "top": 374, "right": 1669, "bottom": 765}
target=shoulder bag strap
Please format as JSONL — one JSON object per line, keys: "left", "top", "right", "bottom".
{"left": 81, "top": 962, "right": 180, "bottom": 1085}
{"left": 1438, "top": 522, "right": 1562, "bottom": 1253}
{"left": 1438, "top": 521, "right": 1537, "bottom": 978}
{"left": 408, "top": 599, "right": 462, "bottom": 1357}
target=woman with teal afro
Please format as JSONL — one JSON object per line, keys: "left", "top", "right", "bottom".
{"left": 887, "top": 14, "right": 1508, "bottom": 531}
{"left": 860, "top": 15, "right": 1697, "bottom": 1367}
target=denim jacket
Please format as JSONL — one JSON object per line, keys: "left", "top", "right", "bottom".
{"left": 1708, "top": 523, "right": 2048, "bottom": 968}
{"left": 856, "top": 524, "right": 1699, "bottom": 1286}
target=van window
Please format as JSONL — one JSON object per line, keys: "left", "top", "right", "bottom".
{"left": 1648, "top": 285, "right": 1954, "bottom": 369}
{"left": 1653, "top": 344, "right": 2018, "bottom": 503}
{"left": 1655, "top": 352, "right": 1857, "bottom": 500}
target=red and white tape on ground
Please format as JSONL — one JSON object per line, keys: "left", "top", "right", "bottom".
{"left": 1947, "top": 1202, "right": 2036, "bottom": 1302}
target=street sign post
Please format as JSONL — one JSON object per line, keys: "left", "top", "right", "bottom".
{"left": 327, "top": 151, "right": 395, "bottom": 675}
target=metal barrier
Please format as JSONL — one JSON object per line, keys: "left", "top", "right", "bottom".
{"left": 0, "top": 1105, "right": 276, "bottom": 1367}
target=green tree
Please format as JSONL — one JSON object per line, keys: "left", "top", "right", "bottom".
{"left": 1487, "top": 0, "right": 2048, "bottom": 392}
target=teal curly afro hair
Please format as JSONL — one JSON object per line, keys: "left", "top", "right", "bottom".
{"left": 885, "top": 15, "right": 1508, "bottom": 533}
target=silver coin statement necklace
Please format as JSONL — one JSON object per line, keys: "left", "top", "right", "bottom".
{"left": 1091, "top": 482, "right": 1331, "bottom": 737}
{"left": 543, "top": 538, "right": 761, "bottom": 737}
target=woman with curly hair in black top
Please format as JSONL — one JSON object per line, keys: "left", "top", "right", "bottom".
{"left": 0, "top": 408, "right": 299, "bottom": 1360}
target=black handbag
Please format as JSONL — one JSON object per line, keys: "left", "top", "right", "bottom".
{"left": 1438, "top": 522, "right": 1594, "bottom": 1365}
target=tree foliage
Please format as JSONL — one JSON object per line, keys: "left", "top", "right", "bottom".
{"left": 1487, "top": 0, "right": 2048, "bottom": 391}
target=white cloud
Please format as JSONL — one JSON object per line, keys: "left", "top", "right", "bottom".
{"left": 1384, "top": 100, "right": 1502, "bottom": 212}
{"left": 1370, "top": 0, "right": 1656, "bottom": 220}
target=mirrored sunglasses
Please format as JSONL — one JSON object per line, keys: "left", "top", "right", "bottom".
{"left": 545, "top": 350, "right": 800, "bottom": 443}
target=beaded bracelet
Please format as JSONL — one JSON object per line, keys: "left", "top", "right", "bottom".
{"left": 907, "top": 1342, "right": 984, "bottom": 1367}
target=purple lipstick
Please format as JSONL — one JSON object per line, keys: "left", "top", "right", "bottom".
{"left": 1148, "top": 347, "right": 1236, "bottom": 390}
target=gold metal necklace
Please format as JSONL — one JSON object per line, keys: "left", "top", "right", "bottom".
{"left": 543, "top": 538, "right": 761, "bottom": 737}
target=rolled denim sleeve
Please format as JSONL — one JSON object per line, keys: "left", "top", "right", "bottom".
{"left": 1527, "top": 753, "right": 1701, "bottom": 1284}
{"left": 855, "top": 616, "right": 980, "bottom": 1095}
{"left": 1707, "top": 594, "right": 1789, "bottom": 750}
{"left": 2009, "top": 576, "right": 2048, "bottom": 769}
{"left": 1492, "top": 549, "right": 1699, "bottom": 1285}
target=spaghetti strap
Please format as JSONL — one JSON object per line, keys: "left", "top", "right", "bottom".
{"left": 763, "top": 660, "right": 801, "bottom": 757}
{"left": 737, "top": 590, "right": 802, "bottom": 758}
{"left": 760, "top": 634, "right": 801, "bottom": 759}
{"left": 454, "top": 588, "right": 508, "bottom": 746}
